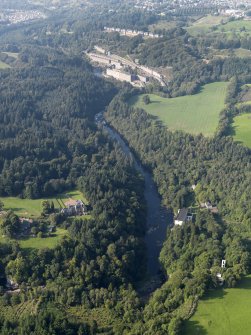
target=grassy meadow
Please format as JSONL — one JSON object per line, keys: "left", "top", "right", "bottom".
{"left": 0, "top": 228, "right": 68, "bottom": 251}
{"left": 0, "top": 190, "right": 88, "bottom": 218}
{"left": 19, "top": 228, "right": 68, "bottom": 250}
{"left": 187, "top": 16, "right": 251, "bottom": 37}
{"left": 184, "top": 275, "right": 251, "bottom": 335}
{"left": 187, "top": 15, "right": 227, "bottom": 35}
{"left": 232, "top": 113, "right": 251, "bottom": 148}
{"left": 129, "top": 82, "right": 228, "bottom": 137}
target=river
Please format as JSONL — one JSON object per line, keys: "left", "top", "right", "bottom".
{"left": 95, "top": 113, "right": 172, "bottom": 277}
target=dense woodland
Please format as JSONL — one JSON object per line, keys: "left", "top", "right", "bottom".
{"left": 106, "top": 91, "right": 251, "bottom": 333}
{"left": 0, "top": 3, "right": 251, "bottom": 334}
{"left": 0, "top": 42, "right": 147, "bottom": 334}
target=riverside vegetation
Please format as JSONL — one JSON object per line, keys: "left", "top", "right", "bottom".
{"left": 0, "top": 2, "right": 251, "bottom": 334}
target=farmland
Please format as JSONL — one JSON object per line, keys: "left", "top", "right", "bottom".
{"left": 232, "top": 113, "right": 251, "bottom": 148}
{"left": 184, "top": 275, "right": 251, "bottom": 335}
{"left": 129, "top": 82, "right": 228, "bottom": 137}
{"left": 186, "top": 15, "right": 227, "bottom": 35}
{"left": 187, "top": 16, "right": 251, "bottom": 37}
{"left": 0, "top": 190, "right": 88, "bottom": 218}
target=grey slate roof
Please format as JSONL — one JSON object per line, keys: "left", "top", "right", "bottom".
{"left": 176, "top": 208, "right": 188, "bottom": 222}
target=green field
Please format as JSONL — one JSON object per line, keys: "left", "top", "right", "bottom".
{"left": 129, "top": 82, "right": 228, "bottom": 137}
{"left": 0, "top": 228, "right": 68, "bottom": 251}
{"left": 186, "top": 15, "right": 228, "bottom": 35}
{"left": 219, "top": 19, "right": 251, "bottom": 35}
{"left": 187, "top": 17, "right": 251, "bottom": 37}
{"left": 184, "top": 275, "right": 251, "bottom": 335}
{"left": 19, "top": 228, "right": 68, "bottom": 250}
{"left": 0, "top": 190, "right": 88, "bottom": 218}
{"left": 0, "top": 60, "right": 10, "bottom": 69}
{"left": 232, "top": 113, "right": 251, "bottom": 148}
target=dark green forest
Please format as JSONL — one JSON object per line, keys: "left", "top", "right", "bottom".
{"left": 0, "top": 3, "right": 251, "bottom": 334}
{"left": 105, "top": 91, "right": 251, "bottom": 334}
{"left": 0, "top": 40, "right": 147, "bottom": 334}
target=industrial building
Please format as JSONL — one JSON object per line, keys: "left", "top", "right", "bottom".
{"left": 106, "top": 69, "right": 135, "bottom": 83}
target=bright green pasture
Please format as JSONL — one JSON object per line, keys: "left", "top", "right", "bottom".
{"left": 186, "top": 15, "right": 228, "bottom": 35}
{"left": 232, "top": 113, "right": 251, "bottom": 148}
{"left": 129, "top": 82, "right": 228, "bottom": 137}
{"left": 220, "top": 19, "right": 251, "bottom": 34}
{"left": 0, "top": 190, "right": 88, "bottom": 218}
{"left": 187, "top": 18, "right": 251, "bottom": 37}
{"left": 0, "top": 228, "right": 68, "bottom": 251}
{"left": 0, "top": 197, "right": 56, "bottom": 218}
{"left": 19, "top": 228, "right": 68, "bottom": 250}
{"left": 184, "top": 275, "right": 251, "bottom": 335}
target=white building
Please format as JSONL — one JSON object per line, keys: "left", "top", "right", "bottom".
{"left": 174, "top": 208, "right": 193, "bottom": 226}
{"left": 106, "top": 69, "right": 134, "bottom": 83}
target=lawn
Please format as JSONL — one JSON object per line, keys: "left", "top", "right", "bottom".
{"left": 0, "top": 190, "right": 88, "bottom": 218}
{"left": 129, "top": 82, "right": 228, "bottom": 137}
{"left": 19, "top": 228, "right": 68, "bottom": 250}
{"left": 232, "top": 113, "right": 251, "bottom": 148}
{"left": 0, "top": 228, "right": 68, "bottom": 251}
{"left": 183, "top": 275, "right": 251, "bottom": 335}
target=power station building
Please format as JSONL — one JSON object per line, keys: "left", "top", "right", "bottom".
{"left": 106, "top": 69, "right": 136, "bottom": 83}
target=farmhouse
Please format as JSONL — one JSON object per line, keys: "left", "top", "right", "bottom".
{"left": 61, "top": 199, "right": 87, "bottom": 217}
{"left": 174, "top": 208, "right": 193, "bottom": 226}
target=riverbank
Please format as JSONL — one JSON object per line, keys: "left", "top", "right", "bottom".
{"left": 96, "top": 112, "right": 172, "bottom": 277}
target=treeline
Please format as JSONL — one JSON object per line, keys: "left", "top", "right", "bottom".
{"left": 196, "top": 33, "right": 251, "bottom": 53}
{"left": 137, "top": 35, "right": 251, "bottom": 96}
{"left": 0, "top": 46, "right": 116, "bottom": 198}
{"left": 106, "top": 92, "right": 251, "bottom": 224}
